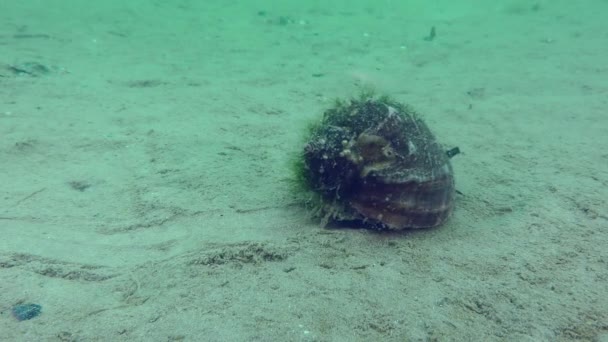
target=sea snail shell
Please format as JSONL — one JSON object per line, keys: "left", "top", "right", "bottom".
{"left": 301, "top": 96, "right": 456, "bottom": 230}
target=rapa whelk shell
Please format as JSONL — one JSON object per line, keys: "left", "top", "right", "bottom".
{"left": 300, "top": 95, "right": 456, "bottom": 230}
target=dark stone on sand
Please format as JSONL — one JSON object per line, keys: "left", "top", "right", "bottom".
{"left": 11, "top": 303, "right": 42, "bottom": 321}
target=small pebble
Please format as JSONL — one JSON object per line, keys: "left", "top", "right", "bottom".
{"left": 11, "top": 303, "right": 42, "bottom": 321}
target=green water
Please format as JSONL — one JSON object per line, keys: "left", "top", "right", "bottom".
{"left": 1, "top": 1, "right": 606, "bottom": 341}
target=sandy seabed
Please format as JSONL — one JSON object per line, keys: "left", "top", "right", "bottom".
{"left": 1, "top": 1, "right": 607, "bottom": 341}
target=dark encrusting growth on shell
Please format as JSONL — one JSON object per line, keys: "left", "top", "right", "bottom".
{"left": 299, "top": 94, "right": 455, "bottom": 230}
